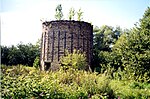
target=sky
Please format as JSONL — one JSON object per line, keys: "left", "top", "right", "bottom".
{"left": 1, "top": 0, "right": 150, "bottom": 46}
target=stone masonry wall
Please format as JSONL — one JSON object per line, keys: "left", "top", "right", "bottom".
{"left": 40, "top": 20, "right": 93, "bottom": 71}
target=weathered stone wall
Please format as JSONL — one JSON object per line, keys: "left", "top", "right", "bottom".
{"left": 40, "top": 20, "right": 93, "bottom": 71}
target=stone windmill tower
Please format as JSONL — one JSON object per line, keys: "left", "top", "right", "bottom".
{"left": 40, "top": 20, "right": 93, "bottom": 71}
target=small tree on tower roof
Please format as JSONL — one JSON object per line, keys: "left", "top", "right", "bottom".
{"left": 77, "top": 8, "right": 83, "bottom": 21}
{"left": 55, "top": 4, "right": 63, "bottom": 20}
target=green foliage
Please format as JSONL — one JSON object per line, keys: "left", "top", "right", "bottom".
{"left": 60, "top": 50, "right": 88, "bottom": 70}
{"left": 93, "top": 25, "right": 123, "bottom": 71}
{"left": 2, "top": 65, "right": 150, "bottom": 98}
{"left": 77, "top": 8, "right": 83, "bottom": 21}
{"left": 1, "top": 42, "right": 40, "bottom": 66}
{"left": 140, "top": 7, "right": 150, "bottom": 30}
{"left": 112, "top": 7, "right": 150, "bottom": 81}
{"left": 68, "top": 7, "right": 75, "bottom": 20}
{"left": 110, "top": 80, "right": 150, "bottom": 98}
{"left": 55, "top": 4, "right": 63, "bottom": 20}
{"left": 1, "top": 46, "right": 10, "bottom": 65}
{"left": 93, "top": 25, "right": 122, "bottom": 52}
{"left": 33, "top": 56, "right": 40, "bottom": 69}
{"left": 93, "top": 7, "right": 150, "bottom": 82}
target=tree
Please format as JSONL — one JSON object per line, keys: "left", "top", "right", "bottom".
{"left": 7, "top": 45, "right": 19, "bottom": 65}
{"left": 55, "top": 4, "right": 63, "bottom": 20}
{"left": 68, "top": 7, "right": 75, "bottom": 20}
{"left": 92, "top": 25, "right": 123, "bottom": 71}
{"left": 113, "top": 7, "right": 150, "bottom": 81}
{"left": 77, "top": 8, "right": 83, "bottom": 21}
{"left": 93, "top": 25, "right": 122, "bottom": 52}
{"left": 1, "top": 46, "right": 10, "bottom": 65}
{"left": 1, "top": 42, "right": 40, "bottom": 66}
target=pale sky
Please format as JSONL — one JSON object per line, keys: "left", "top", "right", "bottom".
{"left": 1, "top": 0, "right": 150, "bottom": 46}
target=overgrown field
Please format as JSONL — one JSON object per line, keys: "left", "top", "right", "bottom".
{"left": 1, "top": 65, "right": 150, "bottom": 99}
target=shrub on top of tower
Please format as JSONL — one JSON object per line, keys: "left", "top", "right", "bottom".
{"left": 77, "top": 8, "right": 83, "bottom": 21}
{"left": 55, "top": 4, "right": 63, "bottom": 20}
{"left": 68, "top": 7, "right": 83, "bottom": 21}
{"left": 68, "top": 7, "right": 75, "bottom": 20}
{"left": 54, "top": 4, "right": 84, "bottom": 21}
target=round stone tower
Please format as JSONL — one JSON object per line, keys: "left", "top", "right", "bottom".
{"left": 40, "top": 20, "right": 93, "bottom": 71}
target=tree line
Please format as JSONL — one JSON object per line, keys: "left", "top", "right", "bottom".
{"left": 1, "top": 42, "right": 40, "bottom": 66}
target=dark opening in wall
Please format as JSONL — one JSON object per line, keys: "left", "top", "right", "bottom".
{"left": 44, "top": 61, "right": 51, "bottom": 71}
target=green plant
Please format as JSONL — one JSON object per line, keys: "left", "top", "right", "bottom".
{"left": 68, "top": 7, "right": 75, "bottom": 20}
{"left": 33, "top": 56, "right": 40, "bottom": 69}
{"left": 77, "top": 8, "right": 83, "bottom": 21}
{"left": 2, "top": 65, "right": 150, "bottom": 98}
{"left": 60, "top": 50, "right": 88, "bottom": 70}
{"left": 110, "top": 80, "right": 150, "bottom": 98}
{"left": 55, "top": 4, "right": 63, "bottom": 20}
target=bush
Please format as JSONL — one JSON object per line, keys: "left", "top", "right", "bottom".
{"left": 60, "top": 50, "right": 88, "bottom": 70}
{"left": 1, "top": 65, "right": 150, "bottom": 98}
{"left": 110, "top": 80, "right": 150, "bottom": 98}
{"left": 1, "top": 65, "right": 115, "bottom": 98}
{"left": 33, "top": 56, "right": 40, "bottom": 69}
